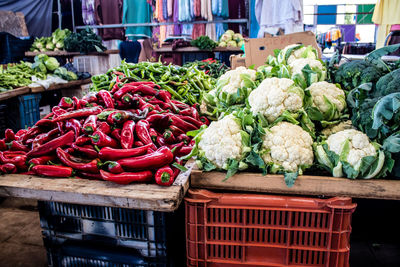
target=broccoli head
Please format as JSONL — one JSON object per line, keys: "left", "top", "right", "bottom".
{"left": 373, "top": 68, "right": 400, "bottom": 97}
{"left": 335, "top": 61, "right": 384, "bottom": 91}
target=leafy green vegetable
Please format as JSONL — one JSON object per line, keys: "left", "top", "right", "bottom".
{"left": 64, "top": 28, "right": 106, "bottom": 53}
{"left": 365, "top": 44, "right": 400, "bottom": 72}
{"left": 191, "top": 36, "right": 218, "bottom": 51}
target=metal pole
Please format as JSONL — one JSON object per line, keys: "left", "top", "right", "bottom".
{"left": 57, "top": 0, "right": 62, "bottom": 29}
{"left": 70, "top": 0, "right": 76, "bottom": 32}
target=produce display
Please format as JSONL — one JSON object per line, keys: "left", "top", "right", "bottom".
{"left": 64, "top": 28, "right": 106, "bottom": 53}
{"left": 188, "top": 44, "right": 400, "bottom": 186}
{"left": 0, "top": 78, "right": 207, "bottom": 185}
{"left": 183, "top": 58, "right": 229, "bottom": 80}
{"left": 90, "top": 61, "right": 213, "bottom": 105}
{"left": 218, "top": 30, "right": 244, "bottom": 48}
{"left": 0, "top": 61, "right": 46, "bottom": 91}
{"left": 30, "top": 29, "right": 71, "bottom": 52}
{"left": 190, "top": 36, "right": 218, "bottom": 50}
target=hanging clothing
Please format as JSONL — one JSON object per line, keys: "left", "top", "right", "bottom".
{"left": 123, "top": 0, "right": 152, "bottom": 40}
{"left": 163, "top": 0, "right": 168, "bottom": 20}
{"left": 228, "top": 0, "right": 246, "bottom": 33}
{"left": 173, "top": 0, "right": 182, "bottom": 34}
{"left": 167, "top": 0, "right": 174, "bottom": 17}
{"left": 192, "top": 23, "right": 206, "bottom": 39}
{"left": 95, "top": 0, "right": 124, "bottom": 40}
{"left": 372, "top": 0, "right": 400, "bottom": 48}
{"left": 82, "top": 0, "right": 96, "bottom": 25}
{"left": 255, "top": 0, "right": 303, "bottom": 38}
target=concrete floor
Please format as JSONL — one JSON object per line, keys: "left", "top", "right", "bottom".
{"left": 0, "top": 197, "right": 47, "bottom": 267}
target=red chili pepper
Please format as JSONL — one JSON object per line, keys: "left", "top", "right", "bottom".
{"left": 2, "top": 151, "right": 27, "bottom": 157}
{"left": 27, "top": 131, "right": 75, "bottom": 158}
{"left": 56, "top": 147, "right": 100, "bottom": 173}
{"left": 5, "top": 129, "right": 15, "bottom": 142}
{"left": 35, "top": 119, "right": 56, "bottom": 128}
{"left": 82, "top": 92, "right": 98, "bottom": 103}
{"left": 107, "top": 110, "right": 133, "bottom": 125}
{"left": 136, "top": 120, "right": 157, "bottom": 150}
{"left": 28, "top": 155, "right": 57, "bottom": 167}
{"left": 89, "top": 131, "right": 118, "bottom": 148}
{"left": 98, "top": 144, "right": 151, "bottom": 161}
{"left": 65, "top": 119, "right": 81, "bottom": 139}
{"left": 8, "top": 140, "right": 30, "bottom": 152}
{"left": 71, "top": 143, "right": 98, "bottom": 158}
{"left": 121, "top": 93, "right": 135, "bottom": 105}
{"left": 200, "top": 116, "right": 210, "bottom": 125}
{"left": 114, "top": 84, "right": 158, "bottom": 99}
{"left": 118, "top": 146, "right": 173, "bottom": 171}
{"left": 97, "top": 121, "right": 112, "bottom": 135}
{"left": 176, "top": 145, "right": 194, "bottom": 157}
{"left": 111, "top": 128, "right": 121, "bottom": 140}
{"left": 148, "top": 100, "right": 171, "bottom": 110}
{"left": 32, "top": 165, "right": 73, "bottom": 178}
{"left": 58, "top": 97, "right": 74, "bottom": 109}
{"left": 169, "top": 125, "right": 185, "bottom": 136}
{"left": 75, "top": 136, "right": 91, "bottom": 146}
{"left": 97, "top": 110, "right": 115, "bottom": 120}
{"left": 52, "top": 106, "right": 67, "bottom": 116}
{"left": 146, "top": 114, "right": 171, "bottom": 128}
{"left": 169, "top": 115, "right": 197, "bottom": 131}
{"left": 163, "top": 130, "right": 176, "bottom": 144}
{"left": 42, "top": 112, "right": 54, "bottom": 120}
{"left": 156, "top": 90, "right": 171, "bottom": 102}
{"left": 176, "top": 134, "right": 190, "bottom": 144}
{"left": 32, "top": 128, "right": 60, "bottom": 149}
{"left": 79, "top": 99, "right": 89, "bottom": 107}
{"left": 156, "top": 136, "right": 166, "bottom": 147}
{"left": 134, "top": 141, "right": 144, "bottom": 147}
{"left": 176, "top": 115, "right": 204, "bottom": 128}
{"left": 155, "top": 165, "right": 175, "bottom": 186}
{"left": 0, "top": 163, "right": 17, "bottom": 174}
{"left": 103, "top": 161, "right": 124, "bottom": 174}
{"left": 72, "top": 96, "right": 81, "bottom": 109}
{"left": 169, "top": 142, "right": 185, "bottom": 156}
{"left": 53, "top": 106, "right": 103, "bottom": 122}
{"left": 171, "top": 100, "right": 190, "bottom": 109}
{"left": 0, "top": 152, "right": 27, "bottom": 170}
{"left": 21, "top": 127, "right": 41, "bottom": 143}
{"left": 98, "top": 90, "right": 114, "bottom": 109}
{"left": 0, "top": 140, "right": 7, "bottom": 151}
{"left": 100, "top": 169, "right": 153, "bottom": 185}
{"left": 83, "top": 115, "right": 98, "bottom": 135}
{"left": 148, "top": 128, "right": 158, "bottom": 140}
{"left": 120, "top": 120, "right": 135, "bottom": 149}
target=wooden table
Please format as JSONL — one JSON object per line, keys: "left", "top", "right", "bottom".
{"left": 0, "top": 86, "right": 30, "bottom": 101}
{"left": 29, "top": 78, "right": 91, "bottom": 93}
{"left": 24, "top": 50, "right": 119, "bottom": 57}
{"left": 191, "top": 165, "right": 400, "bottom": 200}
{"left": 0, "top": 161, "right": 193, "bottom": 212}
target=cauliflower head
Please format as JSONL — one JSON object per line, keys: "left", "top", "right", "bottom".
{"left": 278, "top": 44, "right": 318, "bottom": 65}
{"left": 315, "top": 129, "right": 390, "bottom": 179}
{"left": 198, "top": 115, "right": 246, "bottom": 169}
{"left": 217, "top": 67, "right": 257, "bottom": 94}
{"left": 248, "top": 78, "right": 304, "bottom": 122}
{"left": 306, "top": 81, "right": 346, "bottom": 121}
{"left": 289, "top": 58, "right": 327, "bottom": 87}
{"left": 261, "top": 122, "right": 314, "bottom": 173}
{"left": 321, "top": 120, "right": 354, "bottom": 137}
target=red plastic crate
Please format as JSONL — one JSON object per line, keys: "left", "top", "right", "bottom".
{"left": 185, "top": 189, "right": 357, "bottom": 267}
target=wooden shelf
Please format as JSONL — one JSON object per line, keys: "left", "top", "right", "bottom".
{"left": 190, "top": 165, "right": 400, "bottom": 200}
{"left": 0, "top": 161, "right": 193, "bottom": 212}
{"left": 155, "top": 46, "right": 243, "bottom": 53}
{"left": 24, "top": 50, "right": 119, "bottom": 57}
{"left": 0, "top": 86, "right": 30, "bottom": 101}
{"left": 29, "top": 78, "right": 91, "bottom": 93}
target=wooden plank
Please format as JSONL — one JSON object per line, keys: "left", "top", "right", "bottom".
{"left": 155, "top": 46, "right": 243, "bottom": 53}
{"left": 0, "top": 161, "right": 191, "bottom": 212}
{"left": 29, "top": 79, "right": 91, "bottom": 93}
{"left": 0, "top": 87, "right": 30, "bottom": 101}
{"left": 25, "top": 50, "right": 118, "bottom": 57}
{"left": 190, "top": 166, "right": 400, "bottom": 200}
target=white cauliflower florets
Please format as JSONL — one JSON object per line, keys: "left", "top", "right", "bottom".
{"left": 198, "top": 115, "right": 243, "bottom": 168}
{"left": 248, "top": 78, "right": 304, "bottom": 122}
{"left": 217, "top": 67, "right": 256, "bottom": 94}
{"left": 281, "top": 44, "right": 317, "bottom": 64}
{"left": 326, "top": 129, "right": 376, "bottom": 166}
{"left": 262, "top": 122, "right": 314, "bottom": 172}
{"left": 289, "top": 58, "right": 324, "bottom": 77}
{"left": 307, "top": 81, "right": 346, "bottom": 114}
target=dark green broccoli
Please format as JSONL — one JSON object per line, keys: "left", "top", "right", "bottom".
{"left": 373, "top": 68, "right": 400, "bottom": 97}
{"left": 334, "top": 61, "right": 384, "bottom": 91}
{"left": 351, "top": 97, "right": 379, "bottom": 139}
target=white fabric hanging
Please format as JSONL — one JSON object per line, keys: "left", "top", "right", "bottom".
{"left": 255, "top": 0, "right": 303, "bottom": 37}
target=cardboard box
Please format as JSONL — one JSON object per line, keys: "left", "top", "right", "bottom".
{"left": 230, "top": 54, "right": 246, "bottom": 69}
{"left": 244, "top": 31, "right": 321, "bottom": 68}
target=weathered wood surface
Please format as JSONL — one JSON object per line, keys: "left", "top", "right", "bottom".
{"left": 30, "top": 78, "right": 91, "bottom": 93}
{"left": 191, "top": 166, "right": 400, "bottom": 200}
{"left": 155, "top": 46, "right": 243, "bottom": 53}
{"left": 0, "top": 87, "right": 30, "bottom": 101}
{"left": 0, "top": 161, "right": 194, "bottom": 212}
{"left": 25, "top": 50, "right": 119, "bottom": 57}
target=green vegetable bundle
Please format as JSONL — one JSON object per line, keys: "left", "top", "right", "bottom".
{"left": 90, "top": 61, "right": 213, "bottom": 105}
{"left": 30, "top": 29, "right": 71, "bottom": 52}
{"left": 183, "top": 58, "right": 229, "bottom": 79}
{"left": 0, "top": 62, "right": 47, "bottom": 91}
{"left": 64, "top": 28, "right": 106, "bottom": 54}
{"left": 191, "top": 36, "right": 218, "bottom": 51}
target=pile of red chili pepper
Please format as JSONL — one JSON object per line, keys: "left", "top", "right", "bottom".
{"left": 0, "top": 79, "right": 209, "bottom": 186}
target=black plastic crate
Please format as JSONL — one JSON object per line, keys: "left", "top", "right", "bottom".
{"left": 0, "top": 104, "right": 7, "bottom": 138}
{"left": 0, "top": 32, "right": 33, "bottom": 64}
{"left": 38, "top": 201, "right": 169, "bottom": 258}
{"left": 43, "top": 237, "right": 169, "bottom": 267}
